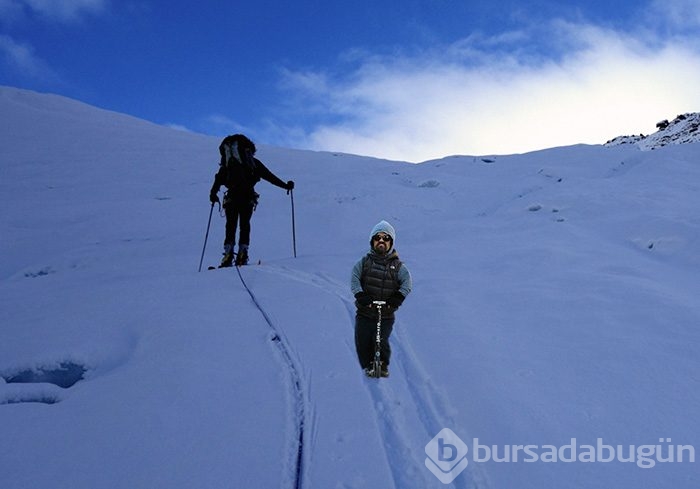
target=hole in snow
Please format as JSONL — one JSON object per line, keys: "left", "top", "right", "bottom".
{"left": 24, "top": 266, "right": 56, "bottom": 278}
{"left": 418, "top": 179, "right": 440, "bottom": 188}
{"left": 3, "top": 362, "right": 87, "bottom": 389}
{"left": 1, "top": 393, "right": 61, "bottom": 405}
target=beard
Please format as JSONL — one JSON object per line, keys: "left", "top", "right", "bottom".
{"left": 373, "top": 242, "right": 389, "bottom": 255}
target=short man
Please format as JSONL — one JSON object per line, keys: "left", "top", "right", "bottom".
{"left": 350, "top": 220, "right": 412, "bottom": 377}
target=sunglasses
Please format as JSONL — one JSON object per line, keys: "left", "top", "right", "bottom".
{"left": 373, "top": 234, "right": 392, "bottom": 243}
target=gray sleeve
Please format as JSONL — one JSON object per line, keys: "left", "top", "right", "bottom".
{"left": 350, "top": 258, "right": 364, "bottom": 296}
{"left": 398, "top": 264, "right": 412, "bottom": 297}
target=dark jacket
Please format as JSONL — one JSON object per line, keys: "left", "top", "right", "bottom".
{"left": 351, "top": 250, "right": 412, "bottom": 320}
{"left": 211, "top": 157, "right": 288, "bottom": 201}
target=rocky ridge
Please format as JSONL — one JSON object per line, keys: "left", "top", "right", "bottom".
{"left": 605, "top": 112, "right": 700, "bottom": 149}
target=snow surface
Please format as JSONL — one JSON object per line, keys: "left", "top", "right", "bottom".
{"left": 1, "top": 85, "right": 699, "bottom": 488}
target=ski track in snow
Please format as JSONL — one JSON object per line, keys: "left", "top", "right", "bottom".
{"left": 233, "top": 265, "right": 309, "bottom": 489}
{"left": 266, "top": 264, "right": 492, "bottom": 489}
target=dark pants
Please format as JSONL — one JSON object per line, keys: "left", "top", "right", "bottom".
{"left": 354, "top": 314, "right": 394, "bottom": 369}
{"left": 224, "top": 197, "right": 254, "bottom": 248}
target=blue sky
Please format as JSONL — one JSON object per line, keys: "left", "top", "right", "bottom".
{"left": 2, "top": 0, "right": 700, "bottom": 161}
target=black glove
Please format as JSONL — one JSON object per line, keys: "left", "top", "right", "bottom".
{"left": 210, "top": 189, "right": 220, "bottom": 204}
{"left": 286, "top": 180, "right": 295, "bottom": 191}
{"left": 354, "top": 291, "right": 372, "bottom": 307}
{"left": 387, "top": 292, "right": 405, "bottom": 309}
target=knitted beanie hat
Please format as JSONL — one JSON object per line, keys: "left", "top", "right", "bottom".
{"left": 369, "top": 220, "right": 396, "bottom": 244}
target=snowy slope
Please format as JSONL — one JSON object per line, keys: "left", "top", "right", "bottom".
{"left": 1, "top": 86, "right": 699, "bottom": 489}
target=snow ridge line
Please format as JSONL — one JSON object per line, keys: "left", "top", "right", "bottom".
{"left": 235, "top": 265, "right": 307, "bottom": 489}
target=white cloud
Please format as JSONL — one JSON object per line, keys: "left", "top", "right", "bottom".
{"left": 278, "top": 19, "right": 700, "bottom": 162}
{"left": 2, "top": 0, "right": 107, "bottom": 23}
{"left": 649, "top": 0, "right": 700, "bottom": 30}
{"left": 0, "top": 0, "right": 108, "bottom": 81}
{"left": 0, "top": 34, "right": 57, "bottom": 79}
{"left": 164, "top": 123, "right": 192, "bottom": 133}
{"left": 201, "top": 114, "right": 251, "bottom": 138}
{"left": 0, "top": 0, "right": 24, "bottom": 22}
{"left": 26, "top": 0, "right": 107, "bottom": 22}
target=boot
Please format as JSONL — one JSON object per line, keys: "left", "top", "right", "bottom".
{"left": 219, "top": 245, "right": 234, "bottom": 268}
{"left": 381, "top": 364, "right": 390, "bottom": 378}
{"left": 235, "top": 246, "right": 249, "bottom": 266}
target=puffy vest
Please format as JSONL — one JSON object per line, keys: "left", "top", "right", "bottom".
{"left": 359, "top": 252, "right": 402, "bottom": 318}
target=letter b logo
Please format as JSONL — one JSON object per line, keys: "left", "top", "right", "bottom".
{"left": 438, "top": 437, "right": 458, "bottom": 462}
{"left": 425, "top": 428, "right": 469, "bottom": 484}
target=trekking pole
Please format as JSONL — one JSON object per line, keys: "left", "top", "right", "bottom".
{"left": 371, "top": 301, "right": 386, "bottom": 378}
{"left": 289, "top": 188, "right": 297, "bottom": 258}
{"left": 198, "top": 202, "right": 215, "bottom": 272}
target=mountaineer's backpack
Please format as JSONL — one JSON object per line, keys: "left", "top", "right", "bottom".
{"left": 219, "top": 134, "right": 257, "bottom": 173}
